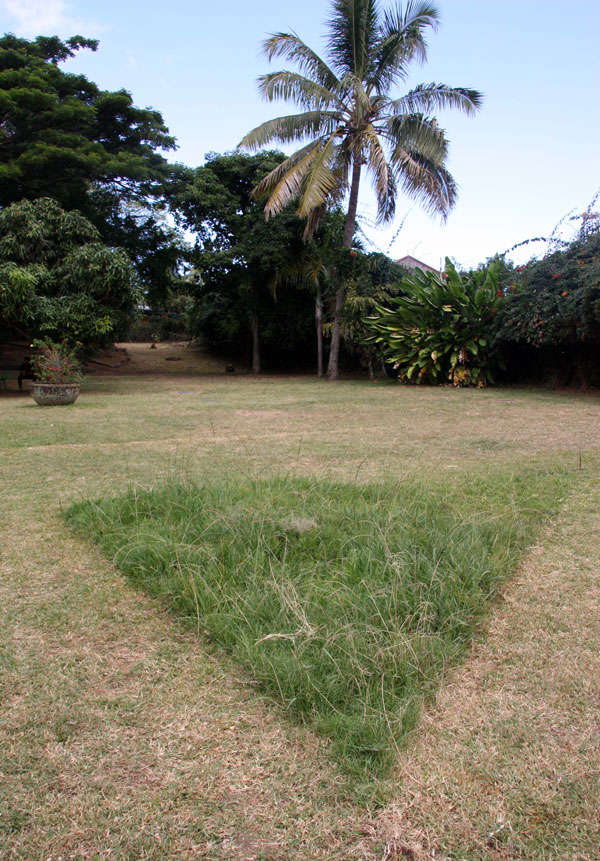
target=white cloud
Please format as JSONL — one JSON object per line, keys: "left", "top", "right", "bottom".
{"left": 1, "top": 0, "right": 101, "bottom": 37}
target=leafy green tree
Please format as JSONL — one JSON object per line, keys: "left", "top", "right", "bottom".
{"left": 175, "top": 152, "right": 312, "bottom": 371}
{"left": 0, "top": 33, "right": 185, "bottom": 300}
{"left": 0, "top": 34, "right": 175, "bottom": 212}
{"left": 367, "top": 259, "right": 503, "bottom": 386}
{"left": 239, "top": 0, "right": 482, "bottom": 379}
{"left": 92, "top": 191, "right": 190, "bottom": 312}
{"left": 0, "top": 198, "right": 140, "bottom": 345}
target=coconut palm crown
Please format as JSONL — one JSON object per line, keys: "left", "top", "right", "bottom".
{"left": 238, "top": 0, "right": 482, "bottom": 378}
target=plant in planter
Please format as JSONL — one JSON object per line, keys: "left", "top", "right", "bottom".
{"left": 30, "top": 339, "right": 83, "bottom": 405}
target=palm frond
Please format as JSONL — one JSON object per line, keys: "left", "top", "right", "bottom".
{"left": 238, "top": 111, "right": 340, "bottom": 150}
{"left": 363, "top": 124, "right": 397, "bottom": 223}
{"left": 391, "top": 147, "right": 457, "bottom": 219}
{"left": 390, "top": 83, "right": 483, "bottom": 116}
{"left": 343, "top": 72, "right": 372, "bottom": 123}
{"left": 303, "top": 204, "right": 328, "bottom": 241}
{"left": 384, "top": 113, "right": 448, "bottom": 162}
{"left": 327, "top": 0, "right": 379, "bottom": 78}
{"left": 323, "top": 145, "right": 352, "bottom": 207}
{"left": 258, "top": 71, "right": 347, "bottom": 111}
{"left": 272, "top": 250, "right": 329, "bottom": 288}
{"left": 369, "top": 1, "right": 439, "bottom": 88}
{"left": 253, "top": 141, "right": 323, "bottom": 211}
{"left": 297, "top": 134, "right": 342, "bottom": 218}
{"left": 262, "top": 32, "right": 340, "bottom": 90}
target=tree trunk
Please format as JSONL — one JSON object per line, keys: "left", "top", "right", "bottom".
{"left": 251, "top": 296, "right": 260, "bottom": 374}
{"left": 325, "top": 283, "right": 346, "bottom": 381}
{"left": 315, "top": 282, "right": 324, "bottom": 377}
{"left": 326, "top": 155, "right": 362, "bottom": 381}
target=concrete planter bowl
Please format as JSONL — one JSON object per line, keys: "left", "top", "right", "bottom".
{"left": 30, "top": 382, "right": 80, "bottom": 406}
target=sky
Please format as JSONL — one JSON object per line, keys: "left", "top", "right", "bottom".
{"left": 1, "top": 0, "right": 599, "bottom": 268}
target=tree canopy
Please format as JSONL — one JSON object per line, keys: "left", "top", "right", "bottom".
{"left": 0, "top": 198, "right": 140, "bottom": 345}
{"left": 176, "top": 151, "right": 319, "bottom": 371}
{"left": 0, "top": 34, "right": 175, "bottom": 213}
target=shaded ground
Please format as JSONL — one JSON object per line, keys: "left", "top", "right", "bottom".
{"left": 87, "top": 341, "right": 236, "bottom": 377}
{"left": 1, "top": 351, "right": 599, "bottom": 859}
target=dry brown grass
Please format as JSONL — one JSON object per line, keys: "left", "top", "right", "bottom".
{"left": 1, "top": 349, "right": 599, "bottom": 858}
{"left": 356, "top": 483, "right": 600, "bottom": 860}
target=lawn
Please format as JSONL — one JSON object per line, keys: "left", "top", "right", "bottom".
{"left": 1, "top": 351, "right": 599, "bottom": 858}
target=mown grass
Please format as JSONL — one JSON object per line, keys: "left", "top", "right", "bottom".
{"left": 3, "top": 364, "right": 599, "bottom": 858}
{"left": 66, "top": 466, "right": 572, "bottom": 778}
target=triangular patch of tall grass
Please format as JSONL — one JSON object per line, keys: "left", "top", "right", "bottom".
{"left": 66, "top": 470, "right": 570, "bottom": 777}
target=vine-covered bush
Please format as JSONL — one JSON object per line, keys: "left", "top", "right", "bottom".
{"left": 495, "top": 232, "right": 600, "bottom": 347}
{"left": 492, "top": 228, "right": 600, "bottom": 384}
{"left": 366, "top": 259, "right": 503, "bottom": 386}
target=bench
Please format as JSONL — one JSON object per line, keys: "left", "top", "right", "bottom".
{"left": 0, "top": 365, "right": 19, "bottom": 389}
{"left": 0, "top": 364, "right": 35, "bottom": 390}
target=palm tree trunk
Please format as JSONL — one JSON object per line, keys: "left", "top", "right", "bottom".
{"left": 315, "top": 282, "right": 324, "bottom": 377}
{"left": 343, "top": 155, "right": 362, "bottom": 249}
{"left": 326, "top": 155, "right": 361, "bottom": 381}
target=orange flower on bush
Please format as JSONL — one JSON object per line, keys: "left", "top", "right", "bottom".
{"left": 561, "top": 291, "right": 567, "bottom": 297}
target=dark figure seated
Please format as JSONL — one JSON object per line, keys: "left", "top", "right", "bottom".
{"left": 18, "top": 356, "right": 36, "bottom": 390}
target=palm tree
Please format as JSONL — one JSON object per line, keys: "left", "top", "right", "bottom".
{"left": 238, "top": 0, "right": 482, "bottom": 379}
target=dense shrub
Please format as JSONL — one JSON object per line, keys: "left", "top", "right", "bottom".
{"left": 493, "top": 230, "right": 600, "bottom": 385}
{"left": 366, "top": 259, "right": 503, "bottom": 386}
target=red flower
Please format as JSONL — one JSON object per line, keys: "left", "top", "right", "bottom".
{"left": 350, "top": 250, "right": 357, "bottom": 258}
{"left": 497, "top": 289, "right": 503, "bottom": 297}
{"left": 552, "top": 273, "right": 562, "bottom": 280}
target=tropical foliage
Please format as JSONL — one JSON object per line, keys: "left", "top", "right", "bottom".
{"left": 239, "top": 0, "right": 482, "bottom": 378}
{"left": 367, "top": 259, "right": 503, "bottom": 386}
{"left": 495, "top": 232, "right": 600, "bottom": 350}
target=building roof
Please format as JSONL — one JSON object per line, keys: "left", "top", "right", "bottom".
{"left": 394, "top": 254, "right": 440, "bottom": 274}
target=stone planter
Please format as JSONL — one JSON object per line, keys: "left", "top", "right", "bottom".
{"left": 30, "top": 381, "right": 80, "bottom": 406}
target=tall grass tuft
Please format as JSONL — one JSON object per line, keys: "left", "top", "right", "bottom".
{"left": 66, "top": 470, "right": 569, "bottom": 777}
